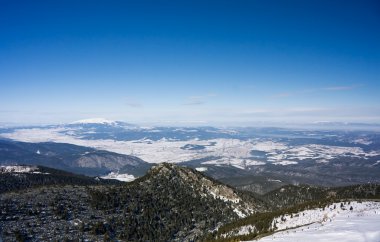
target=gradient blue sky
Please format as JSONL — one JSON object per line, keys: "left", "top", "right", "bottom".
{"left": 1, "top": 0, "right": 379, "bottom": 125}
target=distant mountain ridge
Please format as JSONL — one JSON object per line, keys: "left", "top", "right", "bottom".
{"left": 71, "top": 118, "right": 119, "bottom": 125}
{"left": 69, "top": 118, "right": 138, "bottom": 128}
{"left": 0, "top": 140, "right": 152, "bottom": 177}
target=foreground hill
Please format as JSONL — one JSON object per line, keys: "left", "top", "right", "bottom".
{"left": 1, "top": 163, "right": 379, "bottom": 241}
{"left": 0, "top": 163, "right": 266, "bottom": 241}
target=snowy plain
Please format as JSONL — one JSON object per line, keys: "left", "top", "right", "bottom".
{"left": 1, "top": 127, "right": 379, "bottom": 168}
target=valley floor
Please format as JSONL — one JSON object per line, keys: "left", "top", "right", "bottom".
{"left": 256, "top": 202, "right": 380, "bottom": 242}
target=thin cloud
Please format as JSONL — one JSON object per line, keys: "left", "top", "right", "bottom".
{"left": 238, "top": 107, "right": 330, "bottom": 117}
{"left": 207, "top": 93, "right": 217, "bottom": 97}
{"left": 183, "top": 94, "right": 216, "bottom": 105}
{"left": 323, "top": 85, "right": 361, "bottom": 91}
{"left": 126, "top": 102, "right": 143, "bottom": 108}
{"left": 184, "top": 101, "right": 206, "bottom": 106}
{"left": 183, "top": 96, "right": 206, "bottom": 106}
{"left": 270, "top": 92, "right": 292, "bottom": 98}
{"left": 270, "top": 84, "right": 361, "bottom": 99}
{"left": 124, "top": 97, "right": 143, "bottom": 108}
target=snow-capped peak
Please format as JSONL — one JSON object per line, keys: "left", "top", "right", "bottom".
{"left": 71, "top": 118, "right": 116, "bottom": 125}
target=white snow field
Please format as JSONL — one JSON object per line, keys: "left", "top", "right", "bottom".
{"left": 255, "top": 201, "right": 380, "bottom": 242}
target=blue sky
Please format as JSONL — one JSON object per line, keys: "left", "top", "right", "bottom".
{"left": 0, "top": 0, "right": 379, "bottom": 125}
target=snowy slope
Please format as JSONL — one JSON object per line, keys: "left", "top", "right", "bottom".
{"left": 255, "top": 201, "right": 380, "bottom": 242}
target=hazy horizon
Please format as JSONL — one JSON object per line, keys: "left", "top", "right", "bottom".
{"left": 2, "top": 118, "right": 380, "bottom": 132}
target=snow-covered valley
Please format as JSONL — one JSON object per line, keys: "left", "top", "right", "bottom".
{"left": 1, "top": 126, "right": 379, "bottom": 169}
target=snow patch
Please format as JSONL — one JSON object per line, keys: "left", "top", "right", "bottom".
{"left": 0, "top": 165, "right": 49, "bottom": 174}
{"left": 245, "top": 160, "right": 266, "bottom": 166}
{"left": 208, "top": 190, "right": 240, "bottom": 204}
{"left": 233, "top": 208, "right": 246, "bottom": 218}
{"left": 352, "top": 138, "right": 373, "bottom": 145}
{"left": 195, "top": 167, "right": 207, "bottom": 172}
{"left": 251, "top": 141, "right": 288, "bottom": 152}
{"left": 101, "top": 172, "right": 136, "bottom": 182}
{"left": 274, "top": 160, "right": 298, "bottom": 165}
{"left": 222, "top": 224, "right": 256, "bottom": 238}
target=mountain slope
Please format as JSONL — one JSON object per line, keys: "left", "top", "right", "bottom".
{"left": 263, "top": 183, "right": 380, "bottom": 209}
{"left": 0, "top": 140, "right": 152, "bottom": 176}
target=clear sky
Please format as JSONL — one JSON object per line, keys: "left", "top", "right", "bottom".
{"left": 1, "top": 0, "right": 379, "bottom": 125}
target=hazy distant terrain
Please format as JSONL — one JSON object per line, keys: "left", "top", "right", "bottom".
{"left": 1, "top": 120, "right": 380, "bottom": 192}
